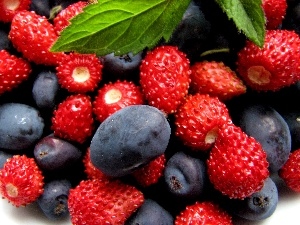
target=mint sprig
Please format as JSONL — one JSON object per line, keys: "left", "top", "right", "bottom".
{"left": 50, "top": 0, "right": 266, "bottom": 56}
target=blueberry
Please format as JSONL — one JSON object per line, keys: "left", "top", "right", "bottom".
{"left": 0, "top": 29, "right": 12, "bottom": 52}
{"left": 32, "top": 71, "right": 59, "bottom": 109}
{"left": 0, "top": 103, "right": 44, "bottom": 150}
{"left": 30, "top": 0, "right": 51, "bottom": 17}
{"left": 37, "top": 179, "right": 72, "bottom": 220}
{"left": 229, "top": 177, "right": 278, "bottom": 221}
{"left": 164, "top": 151, "right": 207, "bottom": 198}
{"left": 0, "top": 150, "right": 13, "bottom": 169}
{"left": 90, "top": 105, "right": 171, "bottom": 177}
{"left": 34, "top": 134, "right": 82, "bottom": 171}
{"left": 125, "top": 199, "right": 174, "bottom": 225}
{"left": 236, "top": 103, "right": 291, "bottom": 173}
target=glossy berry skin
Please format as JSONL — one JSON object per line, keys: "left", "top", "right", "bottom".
{"left": 90, "top": 105, "right": 171, "bottom": 177}
{"left": 263, "top": 0, "right": 288, "bottom": 29}
{"left": 228, "top": 177, "right": 278, "bottom": 221}
{"left": 140, "top": 45, "right": 191, "bottom": 114}
{"left": 164, "top": 151, "right": 207, "bottom": 198}
{"left": 236, "top": 103, "right": 291, "bottom": 172}
{"left": 126, "top": 199, "right": 174, "bottom": 225}
{"left": 37, "top": 179, "right": 72, "bottom": 220}
{"left": 0, "top": 0, "right": 31, "bottom": 23}
{"left": 0, "top": 103, "right": 44, "bottom": 150}
{"left": 34, "top": 134, "right": 82, "bottom": 171}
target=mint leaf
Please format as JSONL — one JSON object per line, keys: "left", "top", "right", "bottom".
{"left": 51, "top": 0, "right": 191, "bottom": 56}
{"left": 215, "top": 0, "right": 265, "bottom": 47}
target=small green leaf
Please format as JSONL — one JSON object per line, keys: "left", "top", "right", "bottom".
{"left": 215, "top": 0, "right": 266, "bottom": 47}
{"left": 51, "top": 0, "right": 191, "bottom": 56}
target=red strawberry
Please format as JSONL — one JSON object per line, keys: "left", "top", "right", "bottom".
{"left": 190, "top": 60, "right": 246, "bottom": 101}
{"left": 56, "top": 52, "right": 103, "bottom": 93}
{"left": 175, "top": 201, "right": 233, "bottom": 225}
{"left": 0, "top": 0, "right": 31, "bottom": 23}
{"left": 236, "top": 29, "right": 300, "bottom": 91}
{"left": 93, "top": 80, "right": 144, "bottom": 122}
{"left": 263, "top": 0, "right": 287, "bottom": 29}
{"left": 53, "top": 1, "right": 88, "bottom": 35}
{"left": 9, "top": 10, "right": 65, "bottom": 66}
{"left": 0, "top": 155, "right": 44, "bottom": 207}
{"left": 132, "top": 154, "right": 166, "bottom": 187}
{"left": 207, "top": 123, "right": 269, "bottom": 199}
{"left": 174, "top": 93, "right": 231, "bottom": 151}
{"left": 0, "top": 49, "right": 31, "bottom": 95}
{"left": 140, "top": 45, "right": 191, "bottom": 114}
{"left": 51, "top": 94, "right": 94, "bottom": 144}
{"left": 279, "top": 149, "right": 300, "bottom": 192}
{"left": 68, "top": 179, "right": 144, "bottom": 225}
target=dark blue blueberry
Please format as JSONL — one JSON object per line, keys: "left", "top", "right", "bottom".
{"left": 0, "top": 103, "right": 44, "bottom": 150}
{"left": 164, "top": 151, "right": 207, "bottom": 198}
{"left": 90, "top": 105, "right": 171, "bottom": 177}
{"left": 51, "top": 0, "right": 80, "bottom": 11}
{"left": 0, "top": 29, "right": 13, "bottom": 52}
{"left": 34, "top": 134, "right": 82, "bottom": 171}
{"left": 32, "top": 71, "right": 59, "bottom": 109}
{"left": 125, "top": 199, "right": 174, "bottom": 225}
{"left": 30, "top": 0, "right": 51, "bottom": 17}
{"left": 236, "top": 103, "right": 291, "bottom": 173}
{"left": 37, "top": 179, "right": 72, "bottom": 220}
{"left": 0, "top": 150, "right": 13, "bottom": 169}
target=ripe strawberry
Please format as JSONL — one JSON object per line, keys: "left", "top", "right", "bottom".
{"left": 263, "top": 0, "right": 287, "bottom": 29}
{"left": 279, "top": 149, "right": 300, "bottom": 192}
{"left": 51, "top": 94, "right": 94, "bottom": 144}
{"left": 0, "top": 155, "right": 44, "bottom": 207}
{"left": 175, "top": 201, "right": 233, "bottom": 225}
{"left": 56, "top": 52, "right": 103, "bottom": 93}
{"left": 9, "top": 10, "right": 65, "bottom": 66}
{"left": 207, "top": 123, "right": 269, "bottom": 199}
{"left": 93, "top": 80, "right": 144, "bottom": 122}
{"left": 0, "top": 0, "right": 31, "bottom": 23}
{"left": 236, "top": 29, "right": 300, "bottom": 91}
{"left": 68, "top": 179, "right": 144, "bottom": 225}
{"left": 190, "top": 61, "right": 246, "bottom": 101}
{"left": 174, "top": 93, "right": 231, "bottom": 151}
{"left": 0, "top": 50, "right": 31, "bottom": 95}
{"left": 139, "top": 45, "right": 191, "bottom": 114}
{"left": 132, "top": 154, "right": 166, "bottom": 187}
{"left": 53, "top": 1, "right": 88, "bottom": 35}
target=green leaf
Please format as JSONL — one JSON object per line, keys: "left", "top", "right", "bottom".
{"left": 215, "top": 0, "right": 266, "bottom": 47}
{"left": 50, "top": 0, "right": 191, "bottom": 56}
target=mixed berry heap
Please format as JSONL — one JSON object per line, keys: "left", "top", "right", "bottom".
{"left": 1, "top": 0, "right": 300, "bottom": 224}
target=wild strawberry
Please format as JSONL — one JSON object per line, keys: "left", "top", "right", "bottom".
{"left": 236, "top": 29, "right": 300, "bottom": 91}
{"left": 207, "top": 123, "right": 269, "bottom": 199}
{"left": 140, "top": 45, "right": 191, "bottom": 114}
{"left": 68, "top": 179, "right": 144, "bottom": 225}
{"left": 174, "top": 93, "right": 231, "bottom": 151}
{"left": 56, "top": 52, "right": 103, "bottom": 93}
{"left": 53, "top": 1, "right": 88, "bottom": 35}
{"left": 9, "top": 10, "right": 65, "bottom": 66}
{"left": 51, "top": 94, "right": 94, "bottom": 144}
{"left": 279, "top": 149, "right": 300, "bottom": 192}
{"left": 0, "top": 50, "right": 31, "bottom": 95}
{"left": 93, "top": 80, "right": 144, "bottom": 122}
{"left": 0, "top": 155, "right": 44, "bottom": 207}
{"left": 0, "top": 0, "right": 31, "bottom": 23}
{"left": 132, "top": 154, "right": 166, "bottom": 187}
{"left": 190, "top": 60, "right": 246, "bottom": 101}
{"left": 263, "top": 0, "right": 287, "bottom": 29}
{"left": 175, "top": 201, "right": 233, "bottom": 225}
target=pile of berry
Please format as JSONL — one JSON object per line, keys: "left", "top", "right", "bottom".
{"left": 1, "top": 0, "right": 300, "bottom": 224}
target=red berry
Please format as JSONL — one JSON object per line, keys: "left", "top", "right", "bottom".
{"left": 207, "top": 123, "right": 269, "bottom": 199}
{"left": 51, "top": 94, "right": 94, "bottom": 144}
{"left": 56, "top": 52, "right": 103, "bottom": 93}
{"left": 174, "top": 93, "right": 231, "bottom": 151}
{"left": 140, "top": 45, "right": 191, "bottom": 114}
{"left": 68, "top": 179, "right": 144, "bottom": 225}
{"left": 0, "top": 155, "right": 44, "bottom": 207}
{"left": 0, "top": 0, "right": 31, "bottom": 23}
{"left": 263, "top": 0, "right": 287, "bottom": 29}
{"left": 93, "top": 80, "right": 144, "bottom": 122}
{"left": 0, "top": 50, "right": 31, "bottom": 95}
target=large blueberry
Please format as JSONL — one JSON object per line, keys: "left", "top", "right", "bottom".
{"left": 0, "top": 103, "right": 44, "bottom": 150}
{"left": 90, "top": 105, "right": 171, "bottom": 177}
{"left": 0, "top": 149, "right": 13, "bottom": 169}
